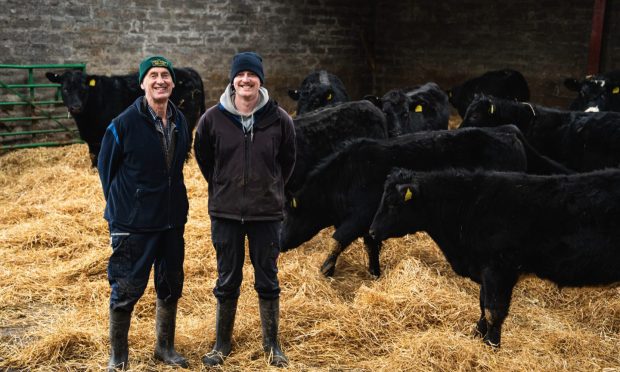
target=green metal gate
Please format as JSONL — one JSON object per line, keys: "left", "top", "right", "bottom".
{"left": 0, "top": 63, "right": 86, "bottom": 150}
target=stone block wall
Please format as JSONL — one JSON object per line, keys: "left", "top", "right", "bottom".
{"left": 1, "top": 0, "right": 618, "bottom": 113}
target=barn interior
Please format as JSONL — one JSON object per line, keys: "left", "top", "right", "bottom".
{"left": 1, "top": 1, "right": 620, "bottom": 371}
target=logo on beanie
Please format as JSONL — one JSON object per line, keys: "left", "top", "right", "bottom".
{"left": 151, "top": 59, "right": 169, "bottom": 68}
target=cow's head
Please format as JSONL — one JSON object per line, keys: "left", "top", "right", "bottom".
{"left": 293, "top": 85, "right": 341, "bottom": 116}
{"left": 289, "top": 70, "right": 349, "bottom": 116}
{"left": 378, "top": 89, "right": 410, "bottom": 137}
{"left": 279, "top": 192, "right": 329, "bottom": 253}
{"left": 564, "top": 77, "right": 611, "bottom": 112}
{"left": 370, "top": 169, "right": 423, "bottom": 242}
{"left": 406, "top": 88, "right": 443, "bottom": 132}
{"left": 46, "top": 70, "right": 91, "bottom": 114}
{"left": 460, "top": 94, "right": 500, "bottom": 128}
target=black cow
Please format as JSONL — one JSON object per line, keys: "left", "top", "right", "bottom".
{"left": 287, "top": 100, "right": 388, "bottom": 194}
{"left": 46, "top": 68, "right": 205, "bottom": 166}
{"left": 365, "top": 82, "right": 450, "bottom": 136}
{"left": 280, "top": 125, "right": 570, "bottom": 277}
{"left": 564, "top": 70, "right": 620, "bottom": 112}
{"left": 370, "top": 167, "right": 620, "bottom": 347}
{"left": 460, "top": 94, "right": 620, "bottom": 171}
{"left": 288, "top": 70, "right": 349, "bottom": 116}
{"left": 447, "top": 69, "right": 530, "bottom": 118}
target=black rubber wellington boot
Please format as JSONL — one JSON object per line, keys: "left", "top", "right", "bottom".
{"left": 153, "top": 299, "right": 189, "bottom": 368}
{"left": 108, "top": 309, "right": 131, "bottom": 371}
{"left": 202, "top": 298, "right": 238, "bottom": 366}
{"left": 259, "top": 298, "right": 289, "bottom": 367}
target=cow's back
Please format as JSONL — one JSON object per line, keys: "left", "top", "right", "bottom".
{"left": 450, "top": 69, "right": 530, "bottom": 118}
{"left": 415, "top": 168, "right": 620, "bottom": 286}
{"left": 287, "top": 100, "right": 387, "bottom": 194}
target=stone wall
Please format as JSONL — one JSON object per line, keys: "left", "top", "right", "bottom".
{"left": 1, "top": 0, "right": 374, "bottom": 112}
{"left": 1, "top": 0, "right": 618, "bottom": 112}
{"left": 372, "top": 0, "right": 620, "bottom": 108}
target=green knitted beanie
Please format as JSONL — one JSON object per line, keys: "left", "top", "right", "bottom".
{"left": 138, "top": 55, "right": 176, "bottom": 84}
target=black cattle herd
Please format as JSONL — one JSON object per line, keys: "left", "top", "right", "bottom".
{"left": 47, "top": 66, "right": 620, "bottom": 347}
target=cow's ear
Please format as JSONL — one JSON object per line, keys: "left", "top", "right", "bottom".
{"left": 363, "top": 95, "right": 381, "bottom": 108}
{"left": 46, "top": 72, "right": 61, "bottom": 83}
{"left": 288, "top": 89, "right": 300, "bottom": 101}
{"left": 397, "top": 184, "right": 414, "bottom": 202}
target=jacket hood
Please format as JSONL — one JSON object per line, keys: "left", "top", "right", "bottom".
{"left": 219, "top": 84, "right": 270, "bottom": 116}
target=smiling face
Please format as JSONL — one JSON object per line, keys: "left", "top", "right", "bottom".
{"left": 140, "top": 67, "right": 175, "bottom": 104}
{"left": 233, "top": 70, "right": 261, "bottom": 99}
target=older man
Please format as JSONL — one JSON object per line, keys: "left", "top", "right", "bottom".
{"left": 98, "top": 55, "right": 190, "bottom": 370}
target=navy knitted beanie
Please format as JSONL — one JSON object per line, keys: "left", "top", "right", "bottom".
{"left": 230, "top": 52, "right": 264, "bottom": 84}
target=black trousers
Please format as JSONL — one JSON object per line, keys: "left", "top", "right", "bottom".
{"left": 210, "top": 217, "right": 281, "bottom": 300}
{"left": 107, "top": 225, "right": 185, "bottom": 312}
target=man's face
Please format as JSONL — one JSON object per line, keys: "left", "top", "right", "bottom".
{"left": 233, "top": 70, "right": 261, "bottom": 98}
{"left": 141, "top": 67, "right": 175, "bottom": 103}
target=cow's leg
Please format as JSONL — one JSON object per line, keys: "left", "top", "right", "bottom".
{"left": 363, "top": 234, "right": 382, "bottom": 278}
{"left": 480, "top": 266, "right": 517, "bottom": 348}
{"left": 474, "top": 285, "right": 488, "bottom": 338}
{"left": 322, "top": 219, "right": 370, "bottom": 277}
{"left": 320, "top": 238, "right": 346, "bottom": 277}
{"left": 88, "top": 142, "right": 101, "bottom": 168}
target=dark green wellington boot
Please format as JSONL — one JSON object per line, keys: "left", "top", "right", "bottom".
{"left": 153, "top": 299, "right": 189, "bottom": 368}
{"left": 202, "top": 298, "right": 238, "bottom": 366}
{"left": 259, "top": 298, "right": 289, "bottom": 367}
{"left": 108, "top": 309, "right": 131, "bottom": 371}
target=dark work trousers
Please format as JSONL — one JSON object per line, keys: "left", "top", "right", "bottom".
{"left": 107, "top": 225, "right": 185, "bottom": 312}
{"left": 210, "top": 217, "right": 281, "bottom": 300}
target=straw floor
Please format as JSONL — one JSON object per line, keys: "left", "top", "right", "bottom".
{"left": 1, "top": 143, "right": 619, "bottom": 371}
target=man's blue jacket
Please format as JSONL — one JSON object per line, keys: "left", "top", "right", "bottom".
{"left": 98, "top": 97, "right": 190, "bottom": 232}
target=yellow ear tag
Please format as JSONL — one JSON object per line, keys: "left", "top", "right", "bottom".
{"left": 414, "top": 105, "right": 423, "bottom": 112}
{"left": 613, "top": 87, "right": 619, "bottom": 94}
{"left": 404, "top": 188, "right": 413, "bottom": 202}
{"left": 291, "top": 198, "right": 298, "bottom": 208}
{"left": 327, "top": 93, "right": 333, "bottom": 101}
{"left": 489, "top": 104, "right": 495, "bottom": 114}
{"left": 89, "top": 79, "right": 96, "bottom": 87}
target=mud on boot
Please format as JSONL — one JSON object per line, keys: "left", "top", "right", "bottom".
{"left": 259, "top": 298, "right": 289, "bottom": 368}
{"left": 153, "top": 299, "right": 189, "bottom": 368}
{"left": 108, "top": 309, "right": 131, "bottom": 372}
{"left": 202, "top": 298, "right": 238, "bottom": 367}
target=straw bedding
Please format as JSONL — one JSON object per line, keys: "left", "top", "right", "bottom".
{"left": 1, "top": 143, "right": 619, "bottom": 371}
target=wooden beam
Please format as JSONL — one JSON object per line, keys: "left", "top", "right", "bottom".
{"left": 587, "top": 0, "right": 607, "bottom": 75}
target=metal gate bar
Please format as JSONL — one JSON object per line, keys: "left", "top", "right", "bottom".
{"left": 0, "top": 63, "right": 86, "bottom": 150}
